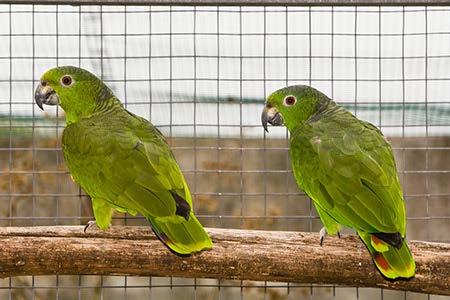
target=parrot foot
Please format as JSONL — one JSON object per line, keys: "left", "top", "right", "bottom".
{"left": 319, "top": 227, "right": 341, "bottom": 246}
{"left": 84, "top": 220, "right": 98, "bottom": 233}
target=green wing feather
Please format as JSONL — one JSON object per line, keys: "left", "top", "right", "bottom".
{"left": 291, "top": 112, "right": 404, "bottom": 234}
{"left": 290, "top": 108, "right": 414, "bottom": 278}
{"left": 62, "top": 109, "right": 212, "bottom": 255}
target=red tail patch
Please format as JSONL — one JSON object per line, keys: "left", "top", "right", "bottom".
{"left": 371, "top": 235, "right": 384, "bottom": 246}
{"left": 374, "top": 253, "right": 390, "bottom": 271}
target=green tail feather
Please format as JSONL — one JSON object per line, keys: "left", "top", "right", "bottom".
{"left": 148, "top": 213, "right": 212, "bottom": 255}
{"left": 358, "top": 231, "right": 415, "bottom": 279}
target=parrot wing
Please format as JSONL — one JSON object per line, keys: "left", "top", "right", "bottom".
{"left": 63, "top": 114, "right": 183, "bottom": 218}
{"left": 290, "top": 113, "right": 406, "bottom": 236}
{"left": 290, "top": 113, "right": 416, "bottom": 279}
{"left": 62, "top": 110, "right": 212, "bottom": 254}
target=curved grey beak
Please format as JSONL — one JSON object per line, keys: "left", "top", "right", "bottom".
{"left": 34, "top": 82, "right": 59, "bottom": 110}
{"left": 261, "top": 106, "right": 284, "bottom": 132}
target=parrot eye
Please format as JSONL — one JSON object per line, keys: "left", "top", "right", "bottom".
{"left": 61, "top": 75, "right": 74, "bottom": 87}
{"left": 283, "top": 95, "right": 297, "bottom": 106}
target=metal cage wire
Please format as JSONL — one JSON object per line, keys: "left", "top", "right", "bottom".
{"left": 0, "top": 2, "right": 449, "bottom": 299}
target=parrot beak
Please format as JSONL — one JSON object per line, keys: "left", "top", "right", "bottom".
{"left": 261, "top": 105, "right": 284, "bottom": 132}
{"left": 34, "top": 81, "right": 59, "bottom": 110}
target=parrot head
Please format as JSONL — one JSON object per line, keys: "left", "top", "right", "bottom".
{"left": 34, "top": 66, "right": 115, "bottom": 123}
{"left": 261, "top": 85, "right": 329, "bottom": 133}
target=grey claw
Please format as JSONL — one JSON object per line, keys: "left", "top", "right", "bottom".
{"left": 84, "top": 220, "right": 97, "bottom": 233}
{"left": 319, "top": 227, "right": 327, "bottom": 247}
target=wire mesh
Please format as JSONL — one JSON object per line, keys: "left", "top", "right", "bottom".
{"left": 0, "top": 3, "right": 449, "bottom": 300}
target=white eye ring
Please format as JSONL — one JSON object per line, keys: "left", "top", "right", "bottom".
{"left": 60, "top": 75, "right": 74, "bottom": 87}
{"left": 283, "top": 95, "right": 297, "bottom": 106}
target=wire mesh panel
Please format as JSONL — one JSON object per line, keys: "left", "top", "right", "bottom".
{"left": 0, "top": 2, "right": 449, "bottom": 299}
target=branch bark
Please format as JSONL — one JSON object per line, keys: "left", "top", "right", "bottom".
{"left": 0, "top": 226, "right": 447, "bottom": 295}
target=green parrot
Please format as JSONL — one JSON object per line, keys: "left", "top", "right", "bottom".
{"left": 261, "top": 85, "right": 415, "bottom": 279}
{"left": 34, "top": 66, "right": 212, "bottom": 255}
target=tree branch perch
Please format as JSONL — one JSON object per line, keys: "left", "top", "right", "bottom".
{"left": 0, "top": 226, "right": 447, "bottom": 295}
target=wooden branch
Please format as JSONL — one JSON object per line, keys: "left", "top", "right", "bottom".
{"left": 0, "top": 226, "right": 448, "bottom": 295}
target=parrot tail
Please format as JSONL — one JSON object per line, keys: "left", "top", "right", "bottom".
{"left": 147, "top": 213, "right": 212, "bottom": 256}
{"left": 358, "top": 231, "right": 415, "bottom": 279}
